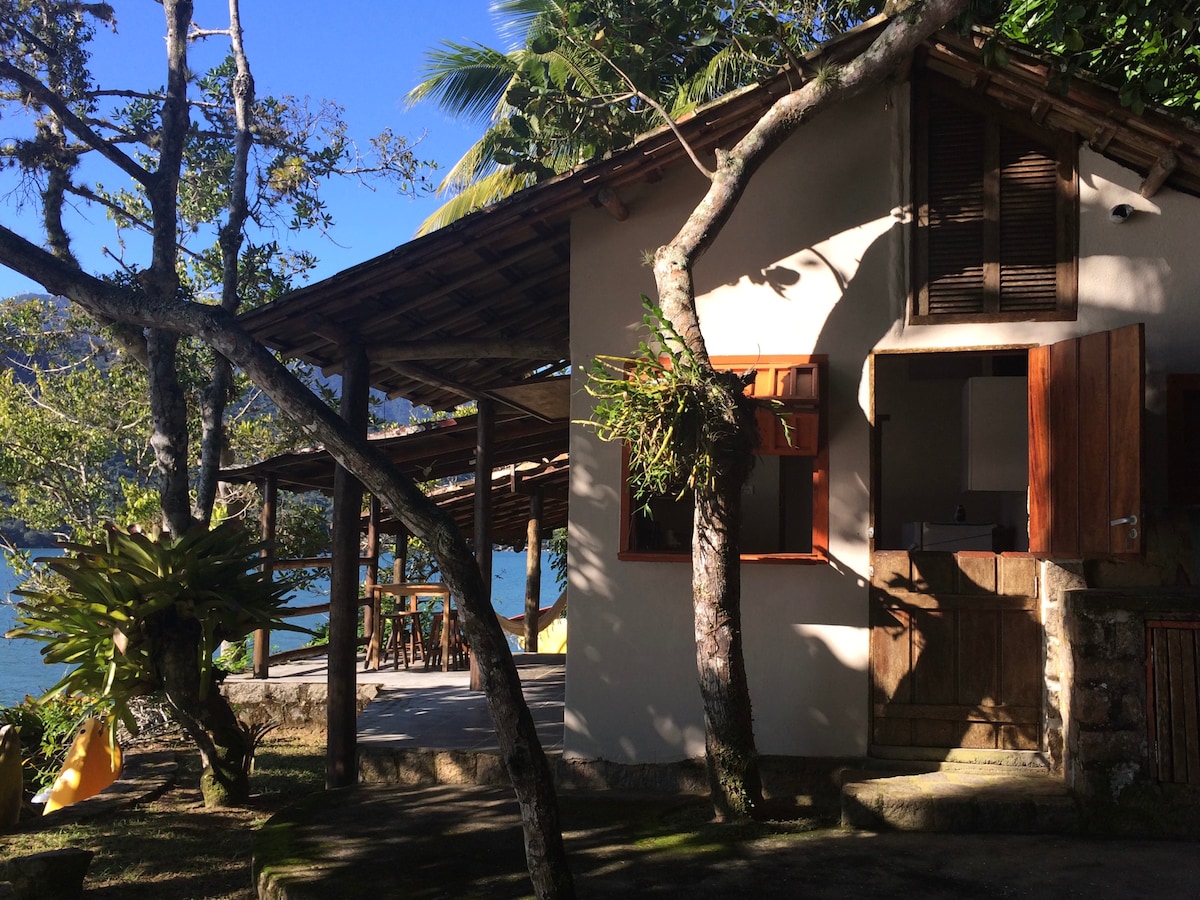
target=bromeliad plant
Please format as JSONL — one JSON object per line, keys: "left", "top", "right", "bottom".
{"left": 581, "top": 298, "right": 761, "bottom": 510}
{"left": 7, "top": 521, "right": 307, "bottom": 807}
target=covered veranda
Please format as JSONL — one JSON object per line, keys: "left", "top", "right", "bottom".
{"left": 229, "top": 189, "right": 579, "bottom": 781}
{"left": 219, "top": 412, "right": 570, "bottom": 674}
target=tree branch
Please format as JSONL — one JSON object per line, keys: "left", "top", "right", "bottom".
{"left": 64, "top": 183, "right": 209, "bottom": 267}
{"left": 563, "top": 33, "right": 715, "bottom": 180}
{"left": 0, "top": 60, "right": 154, "bottom": 187}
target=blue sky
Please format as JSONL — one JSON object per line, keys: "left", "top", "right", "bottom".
{"left": 0, "top": 1, "right": 508, "bottom": 297}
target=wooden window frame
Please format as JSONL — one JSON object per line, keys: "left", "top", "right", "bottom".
{"left": 617, "top": 354, "right": 830, "bottom": 565}
{"left": 910, "top": 72, "right": 1079, "bottom": 324}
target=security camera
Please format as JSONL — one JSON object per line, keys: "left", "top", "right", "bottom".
{"left": 1109, "top": 203, "right": 1135, "bottom": 223}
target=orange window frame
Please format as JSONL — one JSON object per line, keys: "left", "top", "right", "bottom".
{"left": 617, "top": 354, "right": 829, "bottom": 564}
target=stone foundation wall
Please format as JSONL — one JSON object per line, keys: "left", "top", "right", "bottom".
{"left": 222, "top": 680, "right": 381, "bottom": 734}
{"left": 1059, "top": 587, "right": 1200, "bottom": 825}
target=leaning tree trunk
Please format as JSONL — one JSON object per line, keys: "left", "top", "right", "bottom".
{"left": 652, "top": 0, "right": 970, "bottom": 821}
{"left": 436, "top": 546, "right": 574, "bottom": 899}
{"left": 152, "top": 608, "right": 251, "bottom": 807}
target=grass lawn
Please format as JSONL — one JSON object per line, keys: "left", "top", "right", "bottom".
{"left": 1, "top": 735, "right": 326, "bottom": 900}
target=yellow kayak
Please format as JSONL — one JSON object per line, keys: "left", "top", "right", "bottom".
{"left": 43, "top": 718, "right": 122, "bottom": 814}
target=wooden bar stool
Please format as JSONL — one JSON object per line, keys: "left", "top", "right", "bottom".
{"left": 426, "top": 609, "right": 467, "bottom": 671}
{"left": 382, "top": 610, "right": 425, "bottom": 669}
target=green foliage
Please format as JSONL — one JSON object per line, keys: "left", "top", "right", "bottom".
{"left": 0, "top": 693, "right": 93, "bottom": 794}
{"left": 214, "top": 638, "right": 252, "bottom": 675}
{"left": 0, "top": 295, "right": 321, "bottom": 542}
{"left": 411, "top": 0, "right": 882, "bottom": 231}
{"left": 548, "top": 527, "right": 568, "bottom": 591}
{"left": 991, "top": 0, "right": 1200, "bottom": 114}
{"left": 0, "top": 297, "right": 155, "bottom": 537}
{"left": 6, "top": 522, "right": 307, "bottom": 732}
{"left": 581, "top": 299, "right": 757, "bottom": 507}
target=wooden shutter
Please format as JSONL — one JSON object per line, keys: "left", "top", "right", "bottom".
{"left": 998, "top": 129, "right": 1060, "bottom": 314}
{"left": 1028, "top": 324, "right": 1144, "bottom": 557}
{"left": 913, "top": 75, "right": 1077, "bottom": 323}
{"left": 918, "top": 99, "right": 987, "bottom": 316}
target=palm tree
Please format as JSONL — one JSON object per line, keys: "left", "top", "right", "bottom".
{"left": 409, "top": 1, "right": 879, "bottom": 233}
{"left": 407, "top": 1, "right": 608, "bottom": 233}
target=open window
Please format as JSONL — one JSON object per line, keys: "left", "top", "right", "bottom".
{"left": 911, "top": 72, "right": 1078, "bottom": 323}
{"left": 619, "top": 355, "right": 829, "bottom": 563}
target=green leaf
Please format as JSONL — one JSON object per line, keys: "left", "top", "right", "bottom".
{"left": 529, "top": 31, "right": 560, "bottom": 55}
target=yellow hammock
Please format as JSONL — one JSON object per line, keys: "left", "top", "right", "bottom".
{"left": 496, "top": 590, "right": 567, "bottom": 637}
{"left": 43, "top": 718, "right": 122, "bottom": 814}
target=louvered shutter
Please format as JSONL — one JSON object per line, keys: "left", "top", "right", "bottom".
{"left": 921, "top": 99, "right": 987, "bottom": 315}
{"left": 912, "top": 75, "right": 1077, "bottom": 323}
{"left": 998, "top": 129, "right": 1060, "bottom": 313}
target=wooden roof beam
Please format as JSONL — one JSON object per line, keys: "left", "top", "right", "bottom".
{"left": 366, "top": 339, "right": 567, "bottom": 366}
{"left": 369, "top": 237, "right": 566, "bottom": 327}
{"left": 1141, "top": 150, "right": 1179, "bottom": 198}
{"left": 596, "top": 187, "right": 629, "bottom": 221}
{"left": 380, "top": 361, "right": 486, "bottom": 402}
{"left": 378, "top": 361, "right": 565, "bottom": 423}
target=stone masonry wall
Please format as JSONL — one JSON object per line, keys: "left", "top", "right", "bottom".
{"left": 1060, "top": 588, "right": 1200, "bottom": 802}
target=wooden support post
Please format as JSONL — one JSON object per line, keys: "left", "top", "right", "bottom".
{"left": 253, "top": 473, "right": 278, "bottom": 679}
{"left": 394, "top": 527, "right": 409, "bottom": 582}
{"left": 524, "top": 487, "right": 544, "bottom": 653}
{"left": 327, "top": 345, "right": 368, "bottom": 790}
{"left": 363, "top": 497, "right": 381, "bottom": 671}
{"left": 470, "top": 398, "right": 495, "bottom": 691}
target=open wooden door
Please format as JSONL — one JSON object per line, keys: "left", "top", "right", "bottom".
{"left": 1028, "top": 323, "right": 1144, "bottom": 558}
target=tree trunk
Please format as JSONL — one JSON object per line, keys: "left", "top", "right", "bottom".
{"left": 438, "top": 550, "right": 574, "bottom": 899}
{"left": 145, "top": 328, "right": 197, "bottom": 537}
{"left": 153, "top": 609, "right": 251, "bottom": 807}
{"left": 691, "top": 378, "right": 761, "bottom": 821}
{"left": 648, "top": 0, "right": 964, "bottom": 820}
{"left": 649, "top": 0, "right": 969, "bottom": 821}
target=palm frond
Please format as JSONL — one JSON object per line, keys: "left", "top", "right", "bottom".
{"left": 434, "top": 125, "right": 515, "bottom": 195}
{"left": 672, "top": 44, "right": 770, "bottom": 115}
{"left": 491, "top": 0, "right": 570, "bottom": 47}
{"left": 417, "top": 168, "right": 537, "bottom": 235}
{"left": 406, "top": 41, "right": 524, "bottom": 123}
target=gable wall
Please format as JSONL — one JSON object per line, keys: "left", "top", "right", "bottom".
{"left": 565, "top": 81, "right": 1200, "bottom": 765}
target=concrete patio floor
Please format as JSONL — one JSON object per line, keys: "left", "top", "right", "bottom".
{"left": 226, "top": 651, "right": 566, "bottom": 754}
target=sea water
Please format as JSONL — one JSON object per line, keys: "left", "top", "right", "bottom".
{"left": 0, "top": 548, "right": 558, "bottom": 709}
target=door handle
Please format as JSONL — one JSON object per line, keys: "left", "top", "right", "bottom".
{"left": 1110, "top": 515, "right": 1138, "bottom": 541}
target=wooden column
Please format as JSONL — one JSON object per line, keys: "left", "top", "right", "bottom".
{"left": 253, "top": 473, "right": 278, "bottom": 679}
{"left": 327, "top": 345, "right": 368, "bottom": 789}
{"left": 524, "top": 487, "right": 544, "bottom": 653}
{"left": 363, "top": 497, "right": 381, "bottom": 671}
{"left": 469, "top": 398, "right": 495, "bottom": 691}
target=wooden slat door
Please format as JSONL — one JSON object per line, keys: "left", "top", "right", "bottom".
{"left": 871, "top": 551, "right": 1042, "bottom": 752}
{"left": 1028, "top": 323, "right": 1144, "bottom": 557}
{"left": 1148, "top": 621, "right": 1200, "bottom": 785}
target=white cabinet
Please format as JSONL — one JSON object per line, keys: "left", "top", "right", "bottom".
{"left": 963, "top": 376, "right": 1028, "bottom": 492}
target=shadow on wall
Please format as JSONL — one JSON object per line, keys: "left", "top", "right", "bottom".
{"left": 871, "top": 551, "right": 1043, "bottom": 756}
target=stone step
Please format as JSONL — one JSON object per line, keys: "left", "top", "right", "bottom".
{"left": 840, "top": 768, "right": 1080, "bottom": 833}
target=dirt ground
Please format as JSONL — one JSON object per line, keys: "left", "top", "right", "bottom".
{"left": 255, "top": 784, "right": 1200, "bottom": 899}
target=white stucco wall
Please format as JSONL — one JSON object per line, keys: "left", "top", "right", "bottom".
{"left": 564, "top": 82, "right": 1200, "bottom": 765}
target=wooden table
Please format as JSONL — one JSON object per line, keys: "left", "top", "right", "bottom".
{"left": 371, "top": 582, "right": 454, "bottom": 671}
